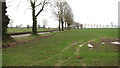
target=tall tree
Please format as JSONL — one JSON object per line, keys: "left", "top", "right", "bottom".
{"left": 99, "top": 24, "right": 101, "bottom": 28}
{"left": 2, "top": 1, "right": 13, "bottom": 41}
{"left": 0, "top": 1, "right": 1, "bottom": 64}
{"left": 111, "top": 22, "right": 113, "bottom": 28}
{"left": 91, "top": 24, "right": 92, "bottom": 28}
{"left": 107, "top": 25, "right": 109, "bottom": 28}
{"left": 73, "top": 22, "right": 79, "bottom": 29}
{"left": 88, "top": 24, "right": 89, "bottom": 28}
{"left": 80, "top": 24, "right": 83, "bottom": 29}
{"left": 103, "top": 25, "right": 105, "bottom": 28}
{"left": 59, "top": 2, "right": 64, "bottom": 31}
{"left": 42, "top": 19, "right": 48, "bottom": 29}
{"left": 29, "top": 0, "right": 48, "bottom": 34}
{"left": 84, "top": 24, "right": 87, "bottom": 28}
{"left": 52, "top": 1, "right": 73, "bottom": 31}
{"left": 94, "top": 24, "right": 96, "bottom": 28}
{"left": 38, "top": 24, "right": 41, "bottom": 28}
{"left": 63, "top": 2, "right": 74, "bottom": 29}
{"left": 96, "top": 24, "right": 98, "bottom": 28}
{"left": 52, "top": 2, "right": 61, "bottom": 31}
{"left": 114, "top": 25, "right": 117, "bottom": 28}
{"left": 27, "top": 24, "right": 30, "bottom": 29}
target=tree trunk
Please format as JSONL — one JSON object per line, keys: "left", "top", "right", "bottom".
{"left": 65, "top": 21, "right": 67, "bottom": 30}
{"left": 67, "top": 24, "right": 70, "bottom": 30}
{"left": 58, "top": 19, "right": 61, "bottom": 31}
{"left": 32, "top": 3, "right": 37, "bottom": 35}
{"left": 61, "top": 20, "right": 64, "bottom": 31}
{"left": 2, "top": 2, "right": 13, "bottom": 41}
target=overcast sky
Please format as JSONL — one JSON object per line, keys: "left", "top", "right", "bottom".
{"left": 6, "top": 0, "right": 120, "bottom": 28}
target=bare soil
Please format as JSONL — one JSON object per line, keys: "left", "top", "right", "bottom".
{"left": 89, "top": 42, "right": 100, "bottom": 49}
{"left": 102, "top": 38, "right": 119, "bottom": 46}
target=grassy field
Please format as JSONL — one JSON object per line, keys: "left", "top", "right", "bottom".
{"left": 7, "top": 28, "right": 58, "bottom": 34}
{"left": 2, "top": 32, "right": 57, "bottom": 46}
{"left": 2, "top": 28, "right": 119, "bottom": 66}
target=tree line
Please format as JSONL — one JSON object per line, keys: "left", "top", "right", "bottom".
{"left": 52, "top": 1, "right": 74, "bottom": 31}
{"left": 1, "top": 0, "right": 75, "bottom": 41}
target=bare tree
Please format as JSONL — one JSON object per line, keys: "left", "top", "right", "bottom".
{"left": 63, "top": 2, "right": 74, "bottom": 30}
{"left": 59, "top": 2, "right": 65, "bottom": 31}
{"left": 73, "top": 22, "right": 79, "bottom": 29}
{"left": 106, "top": 25, "right": 109, "bottom": 28}
{"left": 52, "top": 1, "right": 73, "bottom": 31}
{"left": 114, "top": 25, "right": 117, "bottom": 28}
{"left": 16, "top": 25, "right": 19, "bottom": 28}
{"left": 94, "top": 24, "right": 95, "bottom": 28}
{"left": 27, "top": 24, "right": 30, "bottom": 29}
{"left": 1, "top": 1, "right": 13, "bottom": 41}
{"left": 84, "top": 24, "right": 87, "bottom": 28}
{"left": 111, "top": 22, "right": 113, "bottom": 28}
{"left": 28, "top": 0, "right": 49, "bottom": 34}
{"left": 96, "top": 24, "right": 98, "bottom": 28}
{"left": 102, "top": 25, "right": 104, "bottom": 28}
{"left": 91, "top": 24, "right": 93, "bottom": 28}
{"left": 19, "top": 24, "right": 23, "bottom": 28}
{"left": 99, "top": 24, "right": 101, "bottom": 28}
{"left": 88, "top": 24, "right": 90, "bottom": 28}
{"left": 42, "top": 19, "right": 48, "bottom": 29}
{"left": 38, "top": 24, "right": 41, "bottom": 28}
{"left": 52, "top": 2, "right": 61, "bottom": 31}
{"left": 80, "top": 24, "right": 83, "bottom": 29}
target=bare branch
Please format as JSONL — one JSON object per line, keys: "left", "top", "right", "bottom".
{"left": 17, "top": 0, "right": 22, "bottom": 8}
{"left": 34, "top": 0, "right": 37, "bottom": 3}
{"left": 23, "top": 8, "right": 32, "bottom": 14}
{"left": 35, "top": 0, "right": 47, "bottom": 17}
{"left": 35, "top": 2, "right": 42, "bottom": 7}
{"left": 6, "top": 1, "right": 13, "bottom": 4}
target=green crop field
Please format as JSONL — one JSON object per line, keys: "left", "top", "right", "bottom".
{"left": 2, "top": 28, "right": 119, "bottom": 66}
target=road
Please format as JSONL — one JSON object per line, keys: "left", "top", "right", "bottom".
{"left": 11, "top": 31, "right": 58, "bottom": 37}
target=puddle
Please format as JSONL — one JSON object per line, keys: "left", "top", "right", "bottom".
{"left": 11, "top": 34, "right": 30, "bottom": 37}
{"left": 111, "top": 42, "right": 120, "bottom": 45}
{"left": 12, "top": 32, "right": 53, "bottom": 37}
{"left": 52, "top": 31, "right": 59, "bottom": 32}
{"left": 38, "top": 32, "right": 50, "bottom": 34}
{"left": 88, "top": 44, "right": 93, "bottom": 48}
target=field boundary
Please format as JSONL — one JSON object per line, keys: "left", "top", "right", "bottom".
{"left": 2, "top": 34, "right": 56, "bottom": 49}
{"left": 9, "top": 30, "right": 58, "bottom": 35}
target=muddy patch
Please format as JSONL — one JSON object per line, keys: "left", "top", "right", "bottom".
{"left": 101, "top": 38, "right": 119, "bottom": 52}
{"left": 102, "top": 38, "right": 120, "bottom": 46}
{"left": 89, "top": 42, "right": 101, "bottom": 49}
